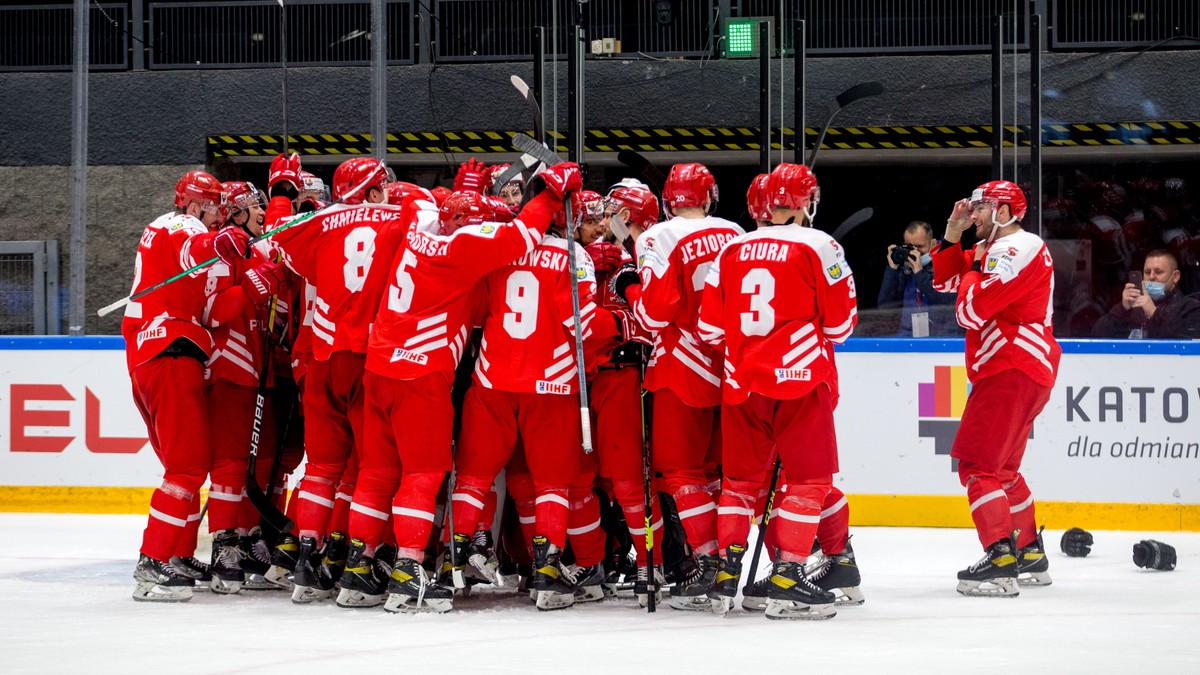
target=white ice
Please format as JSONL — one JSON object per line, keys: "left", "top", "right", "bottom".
{"left": 1, "top": 514, "right": 1196, "bottom": 673}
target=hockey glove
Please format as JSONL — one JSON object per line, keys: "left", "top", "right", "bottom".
{"left": 454, "top": 158, "right": 489, "bottom": 194}
{"left": 586, "top": 241, "right": 624, "bottom": 276}
{"left": 241, "top": 261, "right": 286, "bottom": 303}
{"left": 527, "top": 162, "right": 583, "bottom": 201}
{"left": 610, "top": 262, "right": 641, "bottom": 305}
{"left": 268, "top": 152, "right": 303, "bottom": 196}
{"left": 614, "top": 309, "right": 652, "bottom": 346}
{"left": 1132, "top": 539, "right": 1177, "bottom": 571}
{"left": 1060, "top": 527, "right": 1093, "bottom": 557}
{"left": 213, "top": 227, "right": 252, "bottom": 265}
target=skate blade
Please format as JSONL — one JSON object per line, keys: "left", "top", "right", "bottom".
{"left": 240, "top": 574, "right": 285, "bottom": 591}
{"left": 383, "top": 594, "right": 453, "bottom": 614}
{"left": 637, "top": 591, "right": 664, "bottom": 608}
{"left": 132, "top": 582, "right": 193, "bottom": 603}
{"left": 210, "top": 578, "right": 243, "bottom": 595}
{"left": 536, "top": 590, "right": 576, "bottom": 611}
{"left": 710, "top": 596, "right": 734, "bottom": 617}
{"left": 667, "top": 595, "right": 716, "bottom": 612}
{"left": 956, "top": 578, "right": 1019, "bottom": 597}
{"left": 1017, "top": 571, "right": 1053, "bottom": 587}
{"left": 467, "top": 554, "right": 500, "bottom": 584}
{"left": 832, "top": 585, "right": 866, "bottom": 606}
{"left": 291, "top": 584, "right": 333, "bottom": 604}
{"left": 264, "top": 566, "right": 294, "bottom": 590}
{"left": 764, "top": 598, "right": 837, "bottom": 620}
{"left": 741, "top": 596, "right": 767, "bottom": 613}
{"left": 574, "top": 585, "right": 608, "bottom": 603}
{"left": 336, "top": 587, "right": 385, "bottom": 608}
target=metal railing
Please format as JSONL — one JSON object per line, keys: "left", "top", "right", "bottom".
{"left": 0, "top": 3, "right": 128, "bottom": 71}
{"left": 147, "top": 0, "right": 414, "bottom": 69}
{"left": 1051, "top": 0, "right": 1200, "bottom": 49}
{"left": 0, "top": 241, "right": 61, "bottom": 335}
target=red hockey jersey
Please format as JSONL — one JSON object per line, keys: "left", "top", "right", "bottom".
{"left": 698, "top": 224, "right": 857, "bottom": 405}
{"left": 367, "top": 195, "right": 557, "bottom": 381}
{"left": 629, "top": 216, "right": 744, "bottom": 407}
{"left": 121, "top": 212, "right": 215, "bottom": 370}
{"left": 473, "top": 235, "right": 597, "bottom": 395}
{"left": 271, "top": 202, "right": 407, "bottom": 360}
{"left": 202, "top": 243, "right": 294, "bottom": 387}
{"left": 930, "top": 229, "right": 1061, "bottom": 386}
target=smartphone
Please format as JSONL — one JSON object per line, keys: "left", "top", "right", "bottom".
{"left": 1129, "top": 271, "right": 1142, "bottom": 293}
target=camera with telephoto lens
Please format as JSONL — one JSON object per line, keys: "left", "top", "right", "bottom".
{"left": 891, "top": 243, "right": 917, "bottom": 273}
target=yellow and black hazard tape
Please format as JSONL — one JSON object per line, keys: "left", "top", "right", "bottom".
{"left": 208, "top": 121, "right": 1200, "bottom": 158}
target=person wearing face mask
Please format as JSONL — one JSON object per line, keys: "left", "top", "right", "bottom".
{"left": 877, "top": 220, "right": 961, "bottom": 336}
{"left": 1092, "top": 249, "right": 1200, "bottom": 339}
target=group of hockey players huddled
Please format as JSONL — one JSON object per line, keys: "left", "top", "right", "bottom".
{"left": 125, "top": 147, "right": 1059, "bottom": 619}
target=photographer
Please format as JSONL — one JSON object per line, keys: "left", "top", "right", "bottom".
{"left": 1092, "top": 249, "right": 1200, "bottom": 339}
{"left": 877, "top": 221, "right": 960, "bottom": 336}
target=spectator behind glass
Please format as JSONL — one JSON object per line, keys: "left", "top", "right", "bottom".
{"left": 877, "top": 221, "right": 961, "bottom": 336}
{"left": 1092, "top": 249, "right": 1200, "bottom": 339}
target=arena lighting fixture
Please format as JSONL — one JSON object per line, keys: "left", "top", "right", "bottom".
{"left": 724, "top": 17, "right": 770, "bottom": 58}
{"left": 250, "top": 32, "right": 265, "bottom": 42}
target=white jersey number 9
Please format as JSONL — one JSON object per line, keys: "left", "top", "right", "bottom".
{"left": 343, "top": 226, "right": 377, "bottom": 292}
{"left": 503, "top": 271, "right": 540, "bottom": 339}
{"left": 740, "top": 268, "right": 776, "bottom": 336}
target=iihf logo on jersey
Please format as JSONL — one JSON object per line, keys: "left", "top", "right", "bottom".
{"left": 917, "top": 365, "right": 1031, "bottom": 470}
{"left": 536, "top": 380, "right": 570, "bottom": 395}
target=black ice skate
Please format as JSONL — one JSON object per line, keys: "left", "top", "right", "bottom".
{"left": 765, "top": 560, "right": 837, "bottom": 620}
{"left": 133, "top": 554, "right": 195, "bottom": 603}
{"left": 1017, "top": 528, "right": 1052, "bottom": 587}
{"left": 566, "top": 563, "right": 609, "bottom": 603}
{"left": 956, "top": 536, "right": 1020, "bottom": 598}
{"left": 635, "top": 564, "right": 666, "bottom": 608}
{"left": 291, "top": 536, "right": 334, "bottom": 603}
{"left": 667, "top": 554, "right": 718, "bottom": 612}
{"left": 265, "top": 533, "right": 298, "bottom": 590}
{"left": 383, "top": 557, "right": 454, "bottom": 614}
{"left": 805, "top": 539, "right": 865, "bottom": 606}
{"left": 529, "top": 535, "right": 576, "bottom": 611}
{"left": 740, "top": 575, "right": 770, "bottom": 612}
{"left": 209, "top": 529, "right": 246, "bottom": 594}
{"left": 336, "top": 538, "right": 390, "bottom": 608}
{"left": 239, "top": 528, "right": 279, "bottom": 591}
{"left": 318, "top": 531, "right": 349, "bottom": 586}
{"left": 466, "top": 530, "right": 501, "bottom": 585}
{"left": 708, "top": 544, "right": 746, "bottom": 616}
{"left": 169, "top": 555, "right": 211, "bottom": 591}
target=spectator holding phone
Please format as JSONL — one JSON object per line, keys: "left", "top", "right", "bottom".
{"left": 1092, "top": 249, "right": 1200, "bottom": 339}
{"left": 877, "top": 221, "right": 961, "bottom": 336}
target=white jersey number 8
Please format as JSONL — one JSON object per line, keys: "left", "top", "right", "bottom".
{"left": 343, "top": 226, "right": 377, "bottom": 292}
{"left": 740, "top": 268, "right": 776, "bottom": 336}
{"left": 503, "top": 271, "right": 539, "bottom": 339}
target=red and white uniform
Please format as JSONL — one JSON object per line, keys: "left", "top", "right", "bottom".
{"left": 450, "top": 234, "right": 596, "bottom": 550}
{"left": 931, "top": 230, "right": 1061, "bottom": 549}
{"left": 122, "top": 212, "right": 217, "bottom": 563}
{"left": 270, "top": 202, "right": 407, "bottom": 541}
{"left": 352, "top": 193, "right": 560, "bottom": 559}
{"left": 626, "top": 215, "right": 743, "bottom": 556}
{"left": 698, "top": 223, "right": 857, "bottom": 561}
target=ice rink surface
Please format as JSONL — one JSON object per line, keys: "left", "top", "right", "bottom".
{"left": 1, "top": 514, "right": 1196, "bottom": 674}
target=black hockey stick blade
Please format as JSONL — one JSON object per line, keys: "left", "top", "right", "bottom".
{"left": 513, "top": 132, "right": 563, "bottom": 166}
{"left": 829, "top": 207, "right": 875, "bottom": 241}
{"left": 491, "top": 153, "right": 540, "bottom": 194}
{"left": 511, "top": 75, "right": 545, "bottom": 146}
{"left": 808, "top": 81, "right": 886, "bottom": 170}
{"left": 617, "top": 149, "right": 667, "bottom": 194}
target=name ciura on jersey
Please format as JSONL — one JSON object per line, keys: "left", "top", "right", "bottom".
{"left": 738, "top": 241, "right": 792, "bottom": 262}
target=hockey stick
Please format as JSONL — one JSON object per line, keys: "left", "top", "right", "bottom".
{"left": 245, "top": 298, "right": 295, "bottom": 535}
{"left": 511, "top": 75, "right": 545, "bottom": 146}
{"left": 616, "top": 150, "right": 666, "bottom": 195}
{"left": 261, "top": 396, "right": 297, "bottom": 536}
{"left": 512, "top": 133, "right": 593, "bottom": 454}
{"left": 807, "top": 81, "right": 885, "bottom": 170}
{"left": 639, "top": 380, "right": 656, "bottom": 613}
{"left": 741, "top": 455, "right": 782, "bottom": 594}
{"left": 829, "top": 207, "right": 875, "bottom": 241}
{"left": 491, "top": 153, "right": 540, "bottom": 195}
{"left": 98, "top": 168, "right": 385, "bottom": 317}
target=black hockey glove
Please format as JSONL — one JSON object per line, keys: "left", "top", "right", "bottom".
{"left": 1060, "top": 527, "right": 1093, "bottom": 557}
{"left": 1132, "top": 539, "right": 1177, "bottom": 571}
{"left": 610, "top": 262, "right": 641, "bottom": 304}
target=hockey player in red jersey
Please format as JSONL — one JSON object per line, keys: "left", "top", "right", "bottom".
{"left": 931, "top": 181, "right": 1060, "bottom": 597}
{"left": 449, "top": 166, "right": 595, "bottom": 611}
{"left": 200, "top": 181, "right": 290, "bottom": 594}
{"left": 268, "top": 156, "right": 408, "bottom": 603}
{"left": 697, "top": 163, "right": 857, "bottom": 620}
{"left": 612, "top": 162, "right": 744, "bottom": 611}
{"left": 125, "top": 170, "right": 255, "bottom": 602}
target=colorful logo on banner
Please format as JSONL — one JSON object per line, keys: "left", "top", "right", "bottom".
{"left": 917, "top": 365, "right": 971, "bottom": 471}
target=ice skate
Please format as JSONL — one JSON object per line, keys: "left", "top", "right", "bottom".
{"left": 170, "top": 555, "right": 211, "bottom": 591}
{"left": 318, "top": 531, "right": 348, "bottom": 586}
{"left": 805, "top": 540, "right": 865, "bottom": 606}
{"left": 1017, "top": 528, "right": 1052, "bottom": 587}
{"left": 133, "top": 554, "right": 194, "bottom": 602}
{"left": 208, "top": 529, "right": 245, "bottom": 594}
{"left": 466, "top": 530, "right": 501, "bottom": 585}
{"left": 566, "top": 563, "right": 609, "bottom": 603}
{"left": 635, "top": 564, "right": 665, "bottom": 608}
{"left": 529, "top": 535, "right": 576, "bottom": 611}
{"left": 265, "top": 533, "right": 299, "bottom": 590}
{"left": 765, "top": 560, "right": 837, "bottom": 620}
{"left": 708, "top": 544, "right": 746, "bottom": 616}
{"left": 336, "top": 538, "right": 390, "bottom": 608}
{"left": 239, "top": 528, "right": 279, "bottom": 591}
{"left": 383, "top": 557, "right": 454, "bottom": 614}
{"left": 741, "top": 575, "right": 770, "bottom": 612}
{"left": 956, "top": 537, "right": 1020, "bottom": 598}
{"left": 667, "top": 554, "right": 718, "bottom": 612}
{"left": 291, "top": 536, "right": 334, "bottom": 603}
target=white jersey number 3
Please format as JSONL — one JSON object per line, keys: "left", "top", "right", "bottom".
{"left": 740, "top": 268, "right": 776, "bottom": 336}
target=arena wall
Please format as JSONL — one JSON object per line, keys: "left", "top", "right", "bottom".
{"left": 2, "top": 337, "right": 1196, "bottom": 530}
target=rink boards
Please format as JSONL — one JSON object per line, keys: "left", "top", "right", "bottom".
{"left": 1, "top": 336, "right": 1197, "bottom": 530}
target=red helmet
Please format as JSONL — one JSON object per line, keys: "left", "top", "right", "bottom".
{"left": 222, "top": 181, "right": 264, "bottom": 221}
{"left": 429, "top": 186, "right": 453, "bottom": 206}
{"left": 746, "top": 173, "right": 772, "bottom": 221}
{"left": 607, "top": 180, "right": 660, "bottom": 230}
{"left": 766, "top": 163, "right": 820, "bottom": 218}
{"left": 970, "top": 180, "right": 1027, "bottom": 221}
{"left": 439, "top": 190, "right": 501, "bottom": 235}
{"left": 571, "top": 190, "right": 606, "bottom": 221}
{"left": 332, "top": 157, "right": 388, "bottom": 204}
{"left": 174, "top": 170, "right": 225, "bottom": 211}
{"left": 386, "top": 181, "right": 430, "bottom": 205}
{"left": 662, "top": 163, "right": 717, "bottom": 215}
{"left": 484, "top": 196, "right": 515, "bottom": 223}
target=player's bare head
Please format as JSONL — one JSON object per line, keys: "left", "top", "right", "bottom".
{"left": 663, "top": 163, "right": 717, "bottom": 218}
{"left": 766, "top": 163, "right": 819, "bottom": 226}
